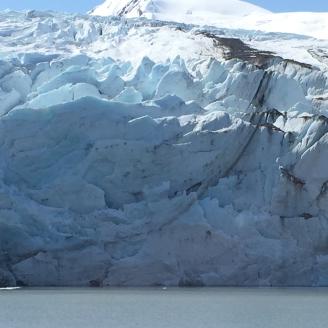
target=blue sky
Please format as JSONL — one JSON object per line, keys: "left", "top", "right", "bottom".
{"left": 0, "top": 0, "right": 327, "bottom": 13}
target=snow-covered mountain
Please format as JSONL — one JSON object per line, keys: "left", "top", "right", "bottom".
{"left": 91, "top": 0, "right": 328, "bottom": 40}
{"left": 91, "top": 0, "right": 270, "bottom": 17}
{"left": 1, "top": 9, "right": 328, "bottom": 287}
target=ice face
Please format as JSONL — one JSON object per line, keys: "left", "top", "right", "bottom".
{"left": 0, "top": 11, "right": 328, "bottom": 287}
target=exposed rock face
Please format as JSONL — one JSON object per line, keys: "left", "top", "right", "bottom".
{"left": 0, "top": 11, "right": 328, "bottom": 287}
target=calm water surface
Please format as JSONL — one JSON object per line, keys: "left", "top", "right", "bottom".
{"left": 0, "top": 288, "right": 327, "bottom": 328}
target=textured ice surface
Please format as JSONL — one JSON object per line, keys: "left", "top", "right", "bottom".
{"left": 0, "top": 11, "right": 328, "bottom": 287}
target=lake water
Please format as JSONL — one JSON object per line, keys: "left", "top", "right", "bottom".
{"left": 0, "top": 288, "right": 327, "bottom": 328}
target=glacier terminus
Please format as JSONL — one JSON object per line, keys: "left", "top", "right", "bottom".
{"left": 1, "top": 1, "right": 328, "bottom": 287}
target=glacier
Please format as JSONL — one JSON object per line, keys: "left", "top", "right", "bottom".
{"left": 0, "top": 10, "right": 328, "bottom": 287}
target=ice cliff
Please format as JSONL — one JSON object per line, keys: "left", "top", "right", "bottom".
{"left": 0, "top": 11, "right": 328, "bottom": 287}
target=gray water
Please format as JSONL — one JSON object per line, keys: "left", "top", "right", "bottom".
{"left": 0, "top": 288, "right": 328, "bottom": 328}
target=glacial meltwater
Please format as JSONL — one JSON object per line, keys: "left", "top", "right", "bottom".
{"left": 0, "top": 288, "right": 327, "bottom": 328}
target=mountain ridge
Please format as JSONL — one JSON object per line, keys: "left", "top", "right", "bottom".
{"left": 90, "top": 0, "right": 328, "bottom": 39}
{"left": 90, "top": 0, "right": 271, "bottom": 17}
